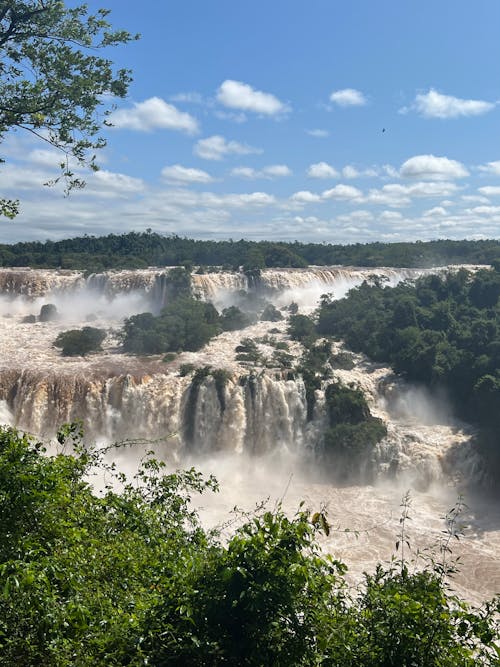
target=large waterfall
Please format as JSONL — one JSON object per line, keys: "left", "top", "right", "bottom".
{"left": 0, "top": 265, "right": 498, "bottom": 603}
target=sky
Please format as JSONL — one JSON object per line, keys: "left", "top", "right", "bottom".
{"left": 3, "top": 0, "right": 500, "bottom": 244}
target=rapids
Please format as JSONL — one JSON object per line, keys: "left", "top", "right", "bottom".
{"left": 0, "top": 265, "right": 498, "bottom": 604}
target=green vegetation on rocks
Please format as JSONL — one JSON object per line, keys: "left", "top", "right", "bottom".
{"left": 0, "top": 425, "right": 497, "bottom": 665}
{"left": 317, "top": 267, "right": 500, "bottom": 477}
{"left": 54, "top": 326, "right": 106, "bottom": 356}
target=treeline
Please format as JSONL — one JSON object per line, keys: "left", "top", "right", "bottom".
{"left": 316, "top": 267, "right": 500, "bottom": 475}
{"left": 1, "top": 426, "right": 498, "bottom": 665}
{"left": 1, "top": 232, "right": 500, "bottom": 270}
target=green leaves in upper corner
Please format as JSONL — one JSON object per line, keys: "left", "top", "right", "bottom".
{"left": 0, "top": 1, "right": 139, "bottom": 215}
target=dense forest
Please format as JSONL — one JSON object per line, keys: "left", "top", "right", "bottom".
{"left": 1, "top": 426, "right": 498, "bottom": 665}
{"left": 1, "top": 232, "right": 500, "bottom": 271}
{"left": 315, "top": 266, "right": 500, "bottom": 477}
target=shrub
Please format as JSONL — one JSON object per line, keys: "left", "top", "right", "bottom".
{"left": 53, "top": 327, "right": 106, "bottom": 356}
{"left": 260, "top": 303, "right": 283, "bottom": 322}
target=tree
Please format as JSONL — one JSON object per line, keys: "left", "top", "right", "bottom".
{"left": 53, "top": 326, "right": 106, "bottom": 356}
{"left": 0, "top": 0, "right": 138, "bottom": 217}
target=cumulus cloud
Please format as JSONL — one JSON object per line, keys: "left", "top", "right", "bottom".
{"left": 329, "top": 88, "right": 367, "bottom": 107}
{"left": 109, "top": 97, "right": 199, "bottom": 133}
{"left": 217, "top": 80, "right": 289, "bottom": 115}
{"left": 231, "top": 164, "right": 291, "bottom": 179}
{"left": 379, "top": 210, "right": 403, "bottom": 221}
{"left": 478, "top": 160, "right": 500, "bottom": 175}
{"left": 92, "top": 170, "right": 145, "bottom": 192}
{"left": 290, "top": 190, "right": 322, "bottom": 203}
{"left": 366, "top": 182, "right": 459, "bottom": 207}
{"left": 401, "top": 88, "right": 495, "bottom": 119}
{"left": 307, "top": 161, "right": 339, "bottom": 178}
{"left": 322, "top": 184, "right": 363, "bottom": 200}
{"left": 423, "top": 206, "right": 447, "bottom": 217}
{"left": 478, "top": 186, "right": 500, "bottom": 196}
{"left": 340, "top": 165, "right": 379, "bottom": 179}
{"left": 400, "top": 154, "right": 469, "bottom": 180}
{"left": 194, "top": 135, "right": 262, "bottom": 160}
{"left": 161, "top": 165, "right": 213, "bottom": 184}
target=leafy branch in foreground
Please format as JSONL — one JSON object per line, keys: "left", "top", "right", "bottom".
{"left": 0, "top": 425, "right": 498, "bottom": 665}
{"left": 0, "top": 0, "right": 139, "bottom": 216}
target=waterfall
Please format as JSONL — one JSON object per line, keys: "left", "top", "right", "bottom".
{"left": 0, "top": 263, "right": 485, "bottom": 488}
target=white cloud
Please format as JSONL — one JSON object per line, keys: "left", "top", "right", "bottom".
{"left": 366, "top": 182, "right": 459, "bottom": 207}
{"left": 290, "top": 190, "right": 322, "bottom": 203}
{"left": 382, "top": 164, "right": 399, "bottom": 179}
{"left": 231, "top": 164, "right": 291, "bottom": 179}
{"left": 337, "top": 210, "right": 373, "bottom": 223}
{"left": 342, "top": 165, "right": 360, "bottom": 179}
{"left": 263, "top": 164, "right": 291, "bottom": 177}
{"left": 478, "top": 160, "right": 500, "bottom": 175}
{"left": 194, "top": 135, "right": 262, "bottom": 160}
{"left": 423, "top": 206, "right": 447, "bottom": 217}
{"left": 306, "top": 129, "right": 329, "bottom": 137}
{"left": 109, "top": 97, "right": 199, "bottom": 133}
{"left": 26, "top": 149, "right": 67, "bottom": 169}
{"left": 341, "top": 165, "right": 379, "bottom": 178}
{"left": 379, "top": 210, "right": 403, "bottom": 221}
{"left": 478, "top": 186, "right": 500, "bottom": 196}
{"left": 169, "top": 92, "right": 205, "bottom": 104}
{"left": 462, "top": 194, "right": 490, "bottom": 203}
{"left": 329, "top": 88, "right": 367, "bottom": 107}
{"left": 214, "top": 110, "right": 248, "bottom": 123}
{"left": 161, "top": 164, "right": 213, "bottom": 184}
{"left": 307, "top": 161, "right": 339, "bottom": 178}
{"left": 467, "top": 205, "right": 500, "bottom": 215}
{"left": 402, "top": 88, "right": 495, "bottom": 119}
{"left": 400, "top": 154, "right": 469, "bottom": 180}
{"left": 90, "top": 170, "right": 146, "bottom": 196}
{"left": 217, "top": 80, "right": 289, "bottom": 115}
{"left": 322, "top": 184, "right": 362, "bottom": 200}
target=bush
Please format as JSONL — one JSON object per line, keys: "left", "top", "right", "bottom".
{"left": 220, "top": 305, "right": 253, "bottom": 331}
{"left": 123, "top": 297, "right": 221, "bottom": 355}
{"left": 53, "top": 326, "right": 106, "bottom": 356}
{"left": 260, "top": 303, "right": 283, "bottom": 322}
{"left": 330, "top": 351, "right": 356, "bottom": 370}
{"left": 288, "top": 313, "right": 317, "bottom": 345}
{"left": 0, "top": 426, "right": 497, "bottom": 666}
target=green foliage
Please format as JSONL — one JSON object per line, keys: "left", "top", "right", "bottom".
{"left": 288, "top": 313, "right": 317, "bottom": 345}
{"left": 330, "top": 351, "right": 356, "bottom": 369}
{"left": 235, "top": 337, "right": 262, "bottom": 364}
{"left": 145, "top": 507, "right": 345, "bottom": 666}
{"left": 0, "top": 2, "right": 138, "bottom": 214}
{"left": 220, "top": 305, "right": 253, "bottom": 331}
{"left": 53, "top": 326, "right": 106, "bottom": 356}
{"left": 317, "top": 268, "right": 500, "bottom": 477}
{"left": 295, "top": 340, "right": 332, "bottom": 421}
{"left": 260, "top": 303, "right": 284, "bottom": 321}
{"left": 162, "top": 266, "right": 192, "bottom": 302}
{"left": 179, "top": 362, "right": 195, "bottom": 376}
{"left": 323, "top": 381, "right": 387, "bottom": 478}
{"left": 122, "top": 297, "right": 220, "bottom": 355}
{"left": 0, "top": 232, "right": 498, "bottom": 270}
{"left": 0, "top": 426, "right": 497, "bottom": 665}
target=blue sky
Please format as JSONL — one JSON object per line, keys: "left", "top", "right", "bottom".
{"left": 3, "top": 0, "right": 500, "bottom": 243}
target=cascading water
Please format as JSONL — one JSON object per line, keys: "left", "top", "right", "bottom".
{"left": 0, "top": 265, "right": 498, "bottom": 603}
